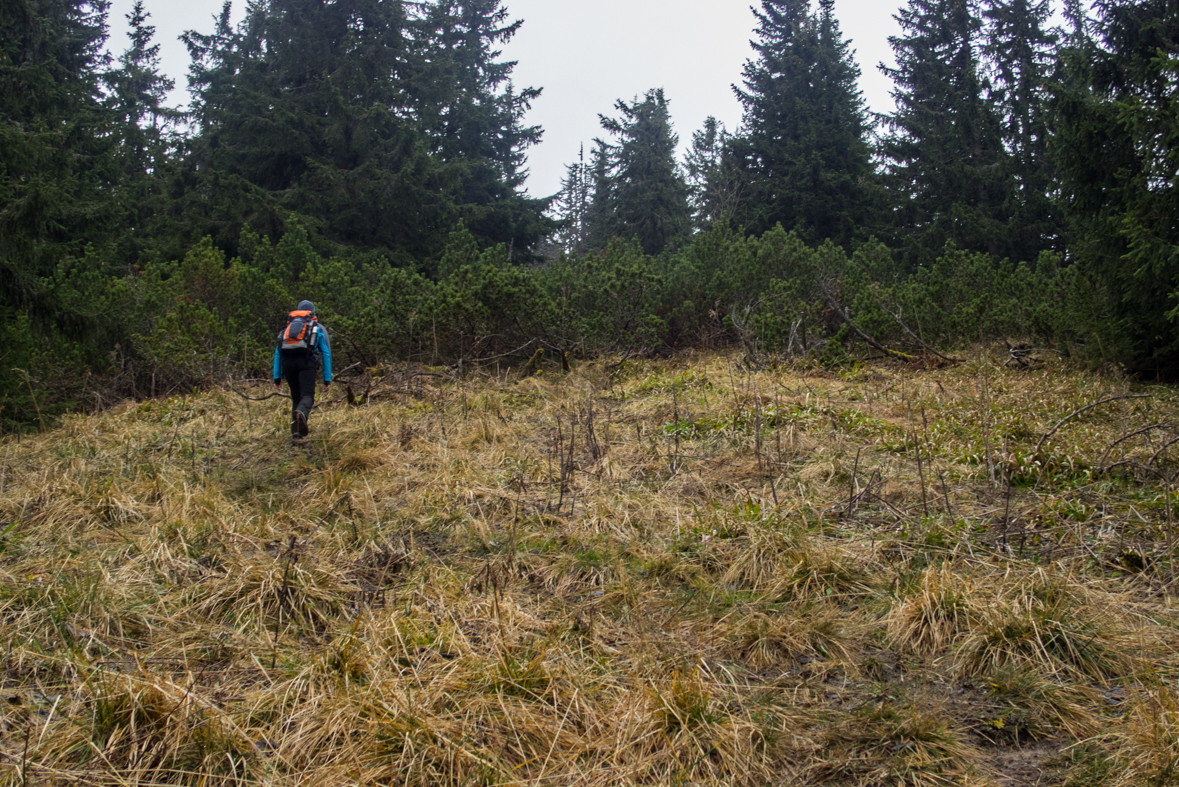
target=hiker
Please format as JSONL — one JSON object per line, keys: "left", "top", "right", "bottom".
{"left": 274, "top": 300, "right": 332, "bottom": 439}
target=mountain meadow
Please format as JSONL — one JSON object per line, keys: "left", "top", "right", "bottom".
{"left": 2, "top": 348, "right": 1179, "bottom": 785}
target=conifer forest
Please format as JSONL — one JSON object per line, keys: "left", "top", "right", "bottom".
{"left": 0, "top": 0, "right": 1174, "bottom": 426}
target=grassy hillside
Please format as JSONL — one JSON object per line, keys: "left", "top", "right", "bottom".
{"left": 1, "top": 348, "right": 1178, "bottom": 786}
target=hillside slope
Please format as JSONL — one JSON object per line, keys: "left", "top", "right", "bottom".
{"left": 0, "top": 348, "right": 1177, "bottom": 786}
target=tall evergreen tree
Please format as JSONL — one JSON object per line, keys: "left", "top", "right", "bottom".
{"left": 728, "top": 0, "right": 874, "bottom": 245}
{"left": 982, "top": 0, "right": 1059, "bottom": 260}
{"left": 404, "top": 0, "right": 552, "bottom": 256}
{"left": 553, "top": 144, "right": 593, "bottom": 256}
{"left": 103, "top": 0, "right": 180, "bottom": 254}
{"left": 0, "top": 0, "right": 120, "bottom": 425}
{"left": 586, "top": 139, "right": 614, "bottom": 251}
{"left": 684, "top": 116, "right": 743, "bottom": 232}
{"left": 588, "top": 89, "right": 691, "bottom": 256}
{"left": 879, "top": 0, "right": 1010, "bottom": 265}
{"left": 1061, "top": 0, "right": 1095, "bottom": 44}
{"left": 175, "top": 0, "right": 550, "bottom": 266}
{"left": 0, "top": 0, "right": 115, "bottom": 308}
{"left": 407, "top": 1, "right": 536, "bottom": 177}
{"left": 1050, "top": 0, "right": 1179, "bottom": 372}
{"left": 104, "top": 1, "right": 176, "bottom": 180}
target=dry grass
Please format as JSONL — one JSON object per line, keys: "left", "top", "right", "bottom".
{"left": 0, "top": 346, "right": 1178, "bottom": 785}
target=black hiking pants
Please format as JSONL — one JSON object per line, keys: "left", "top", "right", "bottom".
{"left": 282, "top": 353, "right": 318, "bottom": 436}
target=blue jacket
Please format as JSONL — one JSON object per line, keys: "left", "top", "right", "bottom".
{"left": 273, "top": 303, "right": 332, "bottom": 383}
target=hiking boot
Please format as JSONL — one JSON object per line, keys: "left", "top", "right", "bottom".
{"left": 295, "top": 411, "right": 309, "bottom": 437}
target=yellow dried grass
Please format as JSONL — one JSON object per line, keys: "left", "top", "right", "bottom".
{"left": 0, "top": 347, "right": 1174, "bottom": 785}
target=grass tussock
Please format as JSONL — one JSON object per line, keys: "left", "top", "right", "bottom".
{"left": 1, "top": 346, "right": 1178, "bottom": 784}
{"left": 810, "top": 701, "right": 984, "bottom": 786}
{"left": 955, "top": 569, "right": 1148, "bottom": 682}
{"left": 1113, "top": 685, "right": 1179, "bottom": 786}
{"left": 887, "top": 561, "right": 975, "bottom": 656}
{"left": 983, "top": 665, "right": 1100, "bottom": 740}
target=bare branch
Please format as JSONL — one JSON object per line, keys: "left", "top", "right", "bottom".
{"left": 1098, "top": 422, "right": 1174, "bottom": 466}
{"left": 1035, "top": 394, "right": 1152, "bottom": 456}
{"left": 880, "top": 303, "right": 961, "bottom": 364}
{"left": 819, "top": 282, "right": 914, "bottom": 361}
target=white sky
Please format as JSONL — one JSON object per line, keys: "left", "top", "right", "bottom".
{"left": 104, "top": 0, "right": 905, "bottom": 197}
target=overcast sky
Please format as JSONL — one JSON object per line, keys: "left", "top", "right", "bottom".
{"left": 104, "top": 0, "right": 904, "bottom": 197}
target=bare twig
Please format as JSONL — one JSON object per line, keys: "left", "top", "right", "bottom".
{"left": 819, "top": 284, "right": 914, "bottom": 361}
{"left": 606, "top": 347, "right": 647, "bottom": 373}
{"left": 463, "top": 338, "right": 540, "bottom": 366}
{"left": 20, "top": 724, "right": 29, "bottom": 786}
{"left": 881, "top": 303, "right": 962, "bottom": 364}
{"left": 229, "top": 386, "right": 285, "bottom": 402}
{"left": 917, "top": 406, "right": 929, "bottom": 517}
{"left": 15, "top": 370, "right": 45, "bottom": 433}
{"left": 1148, "top": 435, "right": 1179, "bottom": 468}
{"left": 847, "top": 447, "right": 861, "bottom": 518}
{"left": 1098, "top": 422, "right": 1174, "bottom": 467}
{"left": 1034, "top": 394, "right": 1152, "bottom": 456}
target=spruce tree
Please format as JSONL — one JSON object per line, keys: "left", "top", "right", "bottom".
{"left": 404, "top": 0, "right": 553, "bottom": 257}
{"left": 589, "top": 89, "right": 691, "bottom": 256}
{"left": 0, "top": 0, "right": 119, "bottom": 424}
{"left": 103, "top": 0, "right": 180, "bottom": 256}
{"left": 982, "top": 0, "right": 1059, "bottom": 260}
{"left": 553, "top": 144, "right": 593, "bottom": 256}
{"left": 1050, "top": 0, "right": 1179, "bottom": 372}
{"left": 1061, "top": 0, "right": 1095, "bottom": 44}
{"left": 0, "top": 0, "right": 116, "bottom": 307}
{"left": 684, "top": 116, "right": 743, "bottom": 232}
{"left": 177, "top": 0, "right": 550, "bottom": 265}
{"left": 879, "top": 0, "right": 1010, "bottom": 265}
{"left": 104, "top": 1, "right": 177, "bottom": 179}
{"left": 407, "top": 1, "right": 538, "bottom": 176}
{"left": 586, "top": 139, "right": 615, "bottom": 251}
{"left": 729, "top": 0, "right": 874, "bottom": 245}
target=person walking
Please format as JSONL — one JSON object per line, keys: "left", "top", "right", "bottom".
{"left": 274, "top": 300, "right": 332, "bottom": 439}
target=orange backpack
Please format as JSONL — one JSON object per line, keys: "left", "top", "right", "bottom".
{"left": 279, "top": 310, "right": 318, "bottom": 354}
